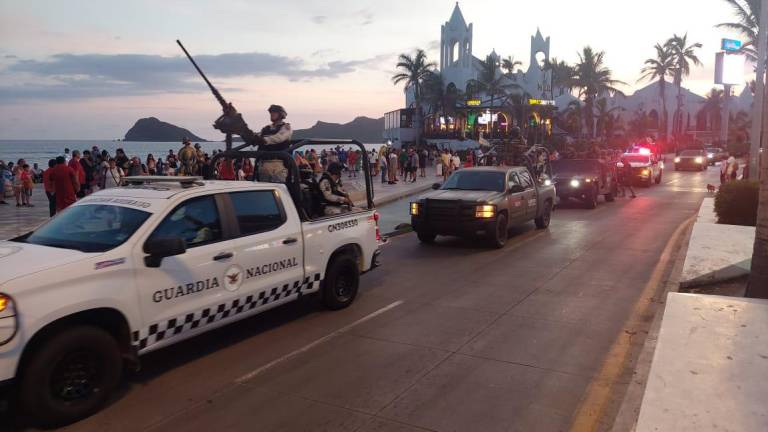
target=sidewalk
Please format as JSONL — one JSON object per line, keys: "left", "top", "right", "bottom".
{"left": 679, "top": 197, "right": 755, "bottom": 287}
{"left": 0, "top": 175, "right": 435, "bottom": 240}
{"left": 635, "top": 293, "right": 768, "bottom": 432}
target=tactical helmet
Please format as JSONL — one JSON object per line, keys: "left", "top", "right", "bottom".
{"left": 268, "top": 104, "right": 287, "bottom": 119}
{"left": 327, "top": 162, "right": 343, "bottom": 176}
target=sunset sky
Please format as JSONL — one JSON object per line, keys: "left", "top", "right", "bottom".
{"left": 0, "top": 0, "right": 750, "bottom": 140}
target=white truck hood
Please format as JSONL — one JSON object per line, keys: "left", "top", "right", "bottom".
{"left": 0, "top": 241, "right": 96, "bottom": 286}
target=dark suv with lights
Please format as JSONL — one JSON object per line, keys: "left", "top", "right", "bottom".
{"left": 551, "top": 159, "right": 618, "bottom": 209}
{"left": 409, "top": 166, "right": 555, "bottom": 248}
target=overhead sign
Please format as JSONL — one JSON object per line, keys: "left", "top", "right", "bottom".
{"left": 466, "top": 99, "right": 482, "bottom": 106}
{"left": 715, "top": 52, "right": 745, "bottom": 85}
{"left": 528, "top": 99, "right": 555, "bottom": 106}
{"left": 721, "top": 38, "right": 742, "bottom": 52}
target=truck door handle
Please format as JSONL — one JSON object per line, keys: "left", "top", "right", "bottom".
{"left": 213, "top": 252, "right": 234, "bottom": 261}
{"left": 283, "top": 237, "right": 298, "bottom": 245}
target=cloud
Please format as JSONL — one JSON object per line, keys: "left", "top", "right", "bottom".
{"left": 0, "top": 51, "right": 386, "bottom": 100}
{"left": 311, "top": 15, "right": 327, "bottom": 24}
{"left": 4, "top": 55, "right": 18, "bottom": 59}
{"left": 356, "top": 9, "right": 374, "bottom": 26}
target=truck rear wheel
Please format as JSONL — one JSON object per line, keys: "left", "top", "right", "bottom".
{"left": 487, "top": 213, "right": 508, "bottom": 248}
{"left": 416, "top": 230, "right": 436, "bottom": 243}
{"left": 19, "top": 325, "right": 122, "bottom": 428}
{"left": 535, "top": 201, "right": 552, "bottom": 229}
{"left": 322, "top": 254, "right": 360, "bottom": 310}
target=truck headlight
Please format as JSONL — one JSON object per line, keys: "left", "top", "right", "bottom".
{"left": 0, "top": 294, "right": 18, "bottom": 345}
{"left": 674, "top": 157, "right": 681, "bottom": 163}
{"left": 707, "top": 153, "right": 714, "bottom": 159}
{"left": 570, "top": 179, "right": 580, "bottom": 187}
{"left": 695, "top": 157, "right": 703, "bottom": 164}
{"left": 410, "top": 202, "right": 421, "bottom": 216}
{"left": 475, "top": 204, "right": 496, "bottom": 218}
{"left": 641, "top": 169, "right": 650, "bottom": 176}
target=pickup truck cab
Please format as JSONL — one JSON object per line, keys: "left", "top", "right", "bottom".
{"left": 551, "top": 159, "right": 618, "bottom": 208}
{"left": 0, "top": 141, "right": 381, "bottom": 427}
{"left": 410, "top": 166, "right": 555, "bottom": 248}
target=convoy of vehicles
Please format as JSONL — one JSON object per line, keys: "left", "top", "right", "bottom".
{"left": 409, "top": 167, "right": 555, "bottom": 248}
{"left": 0, "top": 141, "right": 381, "bottom": 427}
{"left": 674, "top": 149, "right": 708, "bottom": 171}
{"left": 551, "top": 159, "right": 618, "bottom": 208}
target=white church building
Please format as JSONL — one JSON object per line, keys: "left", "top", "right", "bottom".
{"left": 384, "top": 2, "right": 719, "bottom": 147}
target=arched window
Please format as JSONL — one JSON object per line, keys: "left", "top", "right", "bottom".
{"left": 451, "top": 41, "right": 460, "bottom": 65}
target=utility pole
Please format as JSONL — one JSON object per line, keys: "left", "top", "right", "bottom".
{"left": 721, "top": 84, "right": 731, "bottom": 144}
{"left": 749, "top": 0, "right": 768, "bottom": 179}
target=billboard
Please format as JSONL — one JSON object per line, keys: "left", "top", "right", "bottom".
{"left": 714, "top": 52, "right": 744, "bottom": 86}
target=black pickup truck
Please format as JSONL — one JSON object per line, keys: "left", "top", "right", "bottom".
{"left": 409, "top": 166, "right": 556, "bottom": 248}
{"left": 551, "top": 159, "right": 618, "bottom": 209}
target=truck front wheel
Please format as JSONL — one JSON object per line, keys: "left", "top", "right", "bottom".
{"left": 535, "top": 201, "right": 552, "bottom": 229}
{"left": 322, "top": 254, "right": 360, "bottom": 310}
{"left": 19, "top": 325, "right": 122, "bottom": 428}
{"left": 487, "top": 213, "right": 508, "bottom": 248}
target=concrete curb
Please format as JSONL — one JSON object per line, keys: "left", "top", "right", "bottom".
{"left": 373, "top": 182, "right": 434, "bottom": 207}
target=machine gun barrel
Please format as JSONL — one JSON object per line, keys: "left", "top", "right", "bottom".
{"left": 176, "top": 39, "right": 227, "bottom": 110}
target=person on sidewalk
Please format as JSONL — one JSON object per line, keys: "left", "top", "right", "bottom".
{"left": 68, "top": 150, "right": 86, "bottom": 198}
{"left": 418, "top": 148, "right": 427, "bottom": 178}
{"left": 379, "top": 151, "right": 388, "bottom": 184}
{"left": 43, "top": 159, "right": 56, "bottom": 216}
{"left": 20, "top": 164, "right": 33, "bottom": 207}
{"left": 388, "top": 150, "right": 398, "bottom": 184}
{"left": 103, "top": 158, "right": 125, "bottom": 189}
{"left": 408, "top": 149, "right": 419, "bottom": 183}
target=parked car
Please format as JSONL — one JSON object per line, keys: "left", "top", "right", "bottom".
{"left": 551, "top": 159, "right": 618, "bottom": 208}
{"left": 410, "top": 167, "right": 555, "bottom": 248}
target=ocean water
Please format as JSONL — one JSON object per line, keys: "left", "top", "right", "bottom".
{"left": 0, "top": 140, "right": 384, "bottom": 167}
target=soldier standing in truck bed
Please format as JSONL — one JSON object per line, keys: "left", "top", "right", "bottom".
{"left": 256, "top": 105, "right": 293, "bottom": 182}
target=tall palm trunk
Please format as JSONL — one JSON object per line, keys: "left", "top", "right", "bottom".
{"left": 659, "top": 78, "right": 668, "bottom": 140}
{"left": 584, "top": 96, "right": 595, "bottom": 139}
{"left": 747, "top": 146, "right": 768, "bottom": 297}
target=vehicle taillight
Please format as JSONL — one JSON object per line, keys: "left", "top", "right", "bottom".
{"left": 370, "top": 212, "right": 382, "bottom": 242}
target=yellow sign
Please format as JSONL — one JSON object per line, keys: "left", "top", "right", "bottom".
{"left": 466, "top": 99, "right": 482, "bottom": 106}
{"left": 528, "top": 99, "right": 555, "bottom": 106}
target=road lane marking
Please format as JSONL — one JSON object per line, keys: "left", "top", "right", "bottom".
{"left": 568, "top": 215, "right": 695, "bottom": 432}
{"left": 235, "top": 300, "right": 404, "bottom": 384}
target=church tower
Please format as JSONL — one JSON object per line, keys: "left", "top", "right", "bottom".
{"left": 526, "top": 29, "right": 551, "bottom": 99}
{"left": 440, "top": 3, "right": 473, "bottom": 90}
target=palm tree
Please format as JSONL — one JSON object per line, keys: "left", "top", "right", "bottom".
{"left": 563, "top": 100, "right": 585, "bottom": 139}
{"left": 639, "top": 43, "right": 674, "bottom": 140}
{"left": 665, "top": 34, "right": 702, "bottom": 139}
{"left": 468, "top": 55, "right": 520, "bottom": 138}
{"left": 501, "top": 56, "right": 523, "bottom": 76}
{"left": 572, "top": 46, "right": 626, "bottom": 138}
{"left": 717, "top": 0, "right": 759, "bottom": 61}
{"left": 392, "top": 49, "right": 436, "bottom": 137}
{"left": 700, "top": 88, "right": 725, "bottom": 133}
{"left": 544, "top": 57, "right": 575, "bottom": 97}
{"left": 627, "top": 109, "right": 654, "bottom": 139}
{"left": 422, "top": 71, "right": 462, "bottom": 117}
{"left": 593, "top": 98, "right": 623, "bottom": 141}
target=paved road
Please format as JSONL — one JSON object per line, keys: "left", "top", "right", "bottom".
{"left": 36, "top": 165, "right": 717, "bottom": 432}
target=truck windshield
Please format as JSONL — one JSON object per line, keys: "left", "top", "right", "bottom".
{"left": 17, "top": 204, "right": 151, "bottom": 253}
{"left": 680, "top": 150, "right": 702, "bottom": 156}
{"left": 442, "top": 171, "right": 506, "bottom": 192}
{"left": 621, "top": 155, "right": 651, "bottom": 164}
{"left": 551, "top": 160, "right": 601, "bottom": 176}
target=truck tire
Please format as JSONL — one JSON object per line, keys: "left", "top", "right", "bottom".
{"left": 322, "top": 254, "right": 359, "bottom": 310}
{"left": 534, "top": 201, "right": 552, "bottom": 229}
{"left": 416, "top": 230, "right": 436, "bottom": 243}
{"left": 584, "top": 189, "right": 598, "bottom": 209}
{"left": 19, "top": 325, "right": 122, "bottom": 428}
{"left": 487, "top": 213, "right": 508, "bottom": 248}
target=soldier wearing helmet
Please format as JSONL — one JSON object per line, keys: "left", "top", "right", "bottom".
{"left": 255, "top": 104, "right": 293, "bottom": 182}
{"left": 318, "top": 162, "right": 353, "bottom": 215}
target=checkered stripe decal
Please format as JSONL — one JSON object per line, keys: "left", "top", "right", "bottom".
{"left": 132, "top": 273, "right": 322, "bottom": 350}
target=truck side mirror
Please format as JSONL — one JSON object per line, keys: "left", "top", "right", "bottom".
{"left": 143, "top": 237, "right": 187, "bottom": 268}
{"left": 432, "top": 183, "right": 441, "bottom": 190}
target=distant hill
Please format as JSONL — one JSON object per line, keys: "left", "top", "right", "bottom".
{"left": 124, "top": 117, "right": 207, "bottom": 142}
{"left": 293, "top": 116, "right": 384, "bottom": 142}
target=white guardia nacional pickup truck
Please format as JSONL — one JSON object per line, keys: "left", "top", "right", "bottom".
{"left": 0, "top": 148, "right": 381, "bottom": 426}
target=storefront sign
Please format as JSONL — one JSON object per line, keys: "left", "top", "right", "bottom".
{"left": 466, "top": 99, "right": 482, "bottom": 106}
{"left": 528, "top": 99, "right": 555, "bottom": 106}
{"left": 721, "top": 38, "right": 742, "bottom": 52}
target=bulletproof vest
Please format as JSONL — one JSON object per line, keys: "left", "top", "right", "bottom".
{"left": 260, "top": 123, "right": 289, "bottom": 151}
{"left": 319, "top": 173, "right": 345, "bottom": 206}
